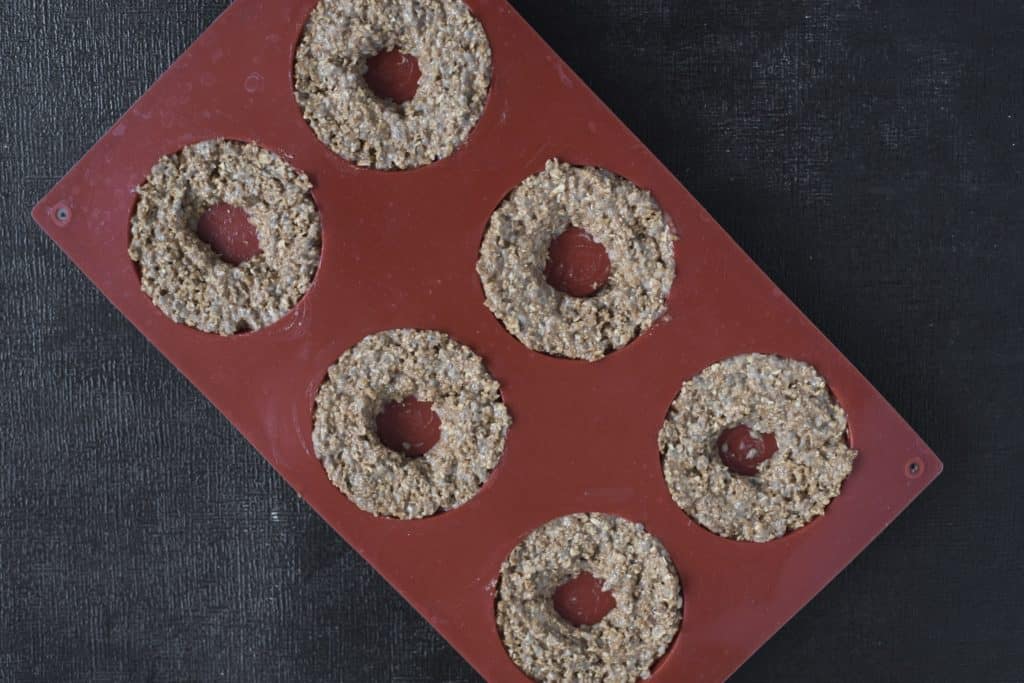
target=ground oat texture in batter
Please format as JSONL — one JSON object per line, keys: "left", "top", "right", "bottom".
{"left": 129, "top": 139, "right": 321, "bottom": 335}
{"left": 659, "top": 354, "right": 857, "bottom": 542}
{"left": 477, "top": 160, "right": 675, "bottom": 361}
{"left": 497, "top": 512, "right": 681, "bottom": 682}
{"left": 313, "top": 329, "right": 510, "bottom": 519}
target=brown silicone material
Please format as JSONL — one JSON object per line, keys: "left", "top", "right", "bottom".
{"left": 31, "top": 1, "right": 942, "bottom": 680}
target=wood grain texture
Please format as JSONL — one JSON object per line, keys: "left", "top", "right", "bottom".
{"left": 2, "top": 1, "right": 1022, "bottom": 681}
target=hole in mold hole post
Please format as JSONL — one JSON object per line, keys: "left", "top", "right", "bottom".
{"left": 196, "top": 203, "right": 261, "bottom": 266}
{"left": 376, "top": 397, "right": 441, "bottom": 458}
{"left": 717, "top": 424, "right": 778, "bottom": 476}
{"left": 545, "top": 226, "right": 612, "bottom": 298}
{"left": 365, "top": 50, "right": 421, "bottom": 104}
{"left": 553, "top": 572, "right": 616, "bottom": 626}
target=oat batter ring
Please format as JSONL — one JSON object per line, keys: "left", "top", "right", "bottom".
{"left": 312, "top": 329, "right": 511, "bottom": 519}
{"left": 497, "top": 513, "right": 681, "bottom": 682}
{"left": 659, "top": 354, "right": 858, "bottom": 543}
{"left": 128, "top": 139, "right": 321, "bottom": 335}
{"left": 294, "top": 0, "right": 492, "bottom": 170}
{"left": 477, "top": 159, "right": 676, "bottom": 361}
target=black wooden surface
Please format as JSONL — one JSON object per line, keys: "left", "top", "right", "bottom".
{"left": 2, "top": 1, "right": 1022, "bottom": 681}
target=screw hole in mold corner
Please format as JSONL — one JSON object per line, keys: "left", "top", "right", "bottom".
{"left": 905, "top": 457, "right": 924, "bottom": 479}
{"left": 54, "top": 204, "right": 71, "bottom": 225}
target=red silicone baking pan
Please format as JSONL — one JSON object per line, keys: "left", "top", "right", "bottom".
{"left": 31, "top": 1, "right": 943, "bottom": 680}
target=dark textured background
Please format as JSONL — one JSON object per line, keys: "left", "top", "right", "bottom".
{"left": 2, "top": 1, "right": 1022, "bottom": 681}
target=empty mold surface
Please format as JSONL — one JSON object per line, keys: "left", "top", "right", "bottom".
{"left": 32, "top": 0, "right": 942, "bottom": 680}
